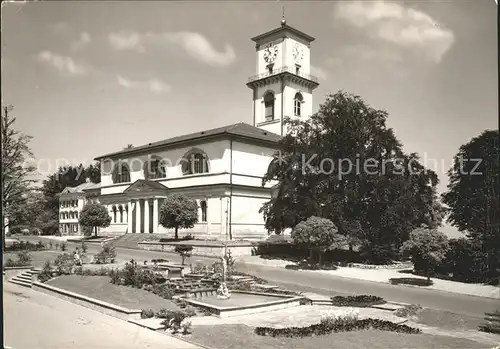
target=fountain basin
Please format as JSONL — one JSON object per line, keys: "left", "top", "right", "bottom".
{"left": 181, "top": 290, "right": 305, "bottom": 318}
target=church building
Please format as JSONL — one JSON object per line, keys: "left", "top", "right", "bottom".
{"left": 60, "top": 19, "right": 319, "bottom": 240}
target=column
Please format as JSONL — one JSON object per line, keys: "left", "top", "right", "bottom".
{"left": 144, "top": 199, "right": 150, "bottom": 234}
{"left": 124, "top": 205, "right": 128, "bottom": 223}
{"left": 153, "top": 199, "right": 159, "bottom": 233}
{"left": 127, "top": 201, "right": 133, "bottom": 233}
{"left": 206, "top": 198, "right": 211, "bottom": 238}
{"left": 136, "top": 199, "right": 142, "bottom": 234}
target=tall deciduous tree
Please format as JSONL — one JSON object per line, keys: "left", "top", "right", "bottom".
{"left": 442, "top": 129, "right": 499, "bottom": 277}
{"left": 1, "top": 105, "right": 37, "bottom": 248}
{"left": 400, "top": 225, "right": 449, "bottom": 282}
{"left": 79, "top": 203, "right": 111, "bottom": 236}
{"left": 159, "top": 193, "right": 198, "bottom": 240}
{"left": 261, "top": 91, "right": 444, "bottom": 263}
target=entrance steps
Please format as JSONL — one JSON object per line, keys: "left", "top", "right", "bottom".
{"left": 8, "top": 268, "right": 41, "bottom": 288}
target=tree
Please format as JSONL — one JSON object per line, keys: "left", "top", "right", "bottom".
{"left": 261, "top": 91, "right": 443, "bottom": 263}
{"left": 159, "top": 194, "right": 198, "bottom": 240}
{"left": 442, "top": 130, "right": 499, "bottom": 278}
{"left": 291, "top": 216, "right": 347, "bottom": 265}
{"left": 78, "top": 203, "right": 111, "bottom": 237}
{"left": 1, "top": 105, "right": 37, "bottom": 249}
{"left": 400, "top": 225, "right": 449, "bottom": 283}
{"left": 175, "top": 245, "right": 193, "bottom": 265}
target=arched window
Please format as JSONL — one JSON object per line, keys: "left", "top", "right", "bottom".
{"left": 294, "top": 92, "right": 303, "bottom": 116}
{"left": 264, "top": 92, "right": 275, "bottom": 121}
{"left": 119, "top": 206, "right": 124, "bottom": 223}
{"left": 144, "top": 157, "right": 167, "bottom": 180}
{"left": 112, "top": 206, "right": 117, "bottom": 223}
{"left": 182, "top": 149, "right": 210, "bottom": 175}
{"left": 200, "top": 200, "right": 207, "bottom": 222}
{"left": 112, "top": 162, "right": 131, "bottom": 183}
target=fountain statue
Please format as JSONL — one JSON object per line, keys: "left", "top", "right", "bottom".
{"left": 216, "top": 254, "right": 231, "bottom": 299}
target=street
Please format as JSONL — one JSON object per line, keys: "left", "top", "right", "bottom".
{"left": 3, "top": 281, "right": 202, "bottom": 349}
{"left": 18, "top": 236, "right": 500, "bottom": 319}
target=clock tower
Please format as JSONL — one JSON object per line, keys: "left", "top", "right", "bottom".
{"left": 247, "top": 18, "right": 319, "bottom": 136}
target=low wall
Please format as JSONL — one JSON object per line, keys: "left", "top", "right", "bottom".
{"left": 182, "top": 291, "right": 304, "bottom": 318}
{"left": 138, "top": 241, "right": 256, "bottom": 258}
{"left": 32, "top": 282, "right": 142, "bottom": 321}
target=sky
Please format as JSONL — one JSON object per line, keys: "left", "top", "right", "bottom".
{"left": 2, "top": 0, "right": 498, "bottom": 237}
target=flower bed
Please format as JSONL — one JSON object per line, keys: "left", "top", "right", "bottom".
{"left": 330, "top": 295, "right": 385, "bottom": 307}
{"left": 255, "top": 318, "right": 421, "bottom": 337}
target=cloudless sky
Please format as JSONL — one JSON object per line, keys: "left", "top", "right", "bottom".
{"left": 2, "top": 0, "right": 498, "bottom": 237}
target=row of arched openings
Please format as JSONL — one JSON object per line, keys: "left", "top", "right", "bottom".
{"left": 263, "top": 91, "right": 304, "bottom": 121}
{"left": 60, "top": 211, "right": 78, "bottom": 220}
{"left": 111, "top": 205, "right": 127, "bottom": 223}
{"left": 111, "top": 149, "right": 210, "bottom": 184}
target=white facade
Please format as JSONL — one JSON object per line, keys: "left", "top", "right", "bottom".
{"left": 71, "top": 21, "right": 319, "bottom": 241}
{"left": 58, "top": 180, "right": 100, "bottom": 235}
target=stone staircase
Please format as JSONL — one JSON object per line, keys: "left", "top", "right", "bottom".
{"left": 8, "top": 268, "right": 41, "bottom": 288}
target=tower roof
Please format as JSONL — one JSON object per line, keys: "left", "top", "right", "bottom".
{"left": 251, "top": 23, "right": 315, "bottom": 43}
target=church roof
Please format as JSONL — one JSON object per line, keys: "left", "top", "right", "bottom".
{"left": 58, "top": 181, "right": 100, "bottom": 196}
{"left": 94, "top": 122, "right": 282, "bottom": 160}
{"left": 251, "top": 23, "right": 315, "bottom": 43}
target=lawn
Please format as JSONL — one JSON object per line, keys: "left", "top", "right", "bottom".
{"left": 47, "top": 275, "right": 180, "bottom": 312}
{"left": 189, "top": 324, "right": 489, "bottom": 349}
{"left": 415, "top": 308, "right": 485, "bottom": 331}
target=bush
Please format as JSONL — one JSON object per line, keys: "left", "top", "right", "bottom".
{"left": 93, "top": 244, "right": 116, "bottom": 264}
{"left": 389, "top": 278, "right": 433, "bottom": 286}
{"left": 38, "top": 260, "right": 53, "bottom": 282}
{"left": 151, "top": 284, "right": 175, "bottom": 300}
{"left": 141, "top": 309, "right": 155, "bottom": 319}
{"left": 151, "top": 258, "right": 168, "bottom": 264}
{"left": 330, "top": 295, "right": 385, "bottom": 307}
{"left": 159, "top": 234, "right": 193, "bottom": 243}
{"left": 159, "top": 310, "right": 191, "bottom": 333}
{"left": 81, "top": 242, "right": 88, "bottom": 254}
{"left": 5, "top": 240, "right": 45, "bottom": 252}
{"left": 174, "top": 245, "right": 193, "bottom": 265}
{"left": 255, "top": 317, "right": 421, "bottom": 337}
{"left": 54, "top": 253, "right": 76, "bottom": 275}
{"left": 192, "top": 262, "right": 211, "bottom": 275}
{"left": 60, "top": 242, "right": 67, "bottom": 251}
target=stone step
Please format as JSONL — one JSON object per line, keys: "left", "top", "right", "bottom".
{"left": 16, "top": 275, "right": 32, "bottom": 282}
{"left": 371, "top": 303, "right": 406, "bottom": 311}
{"left": 9, "top": 279, "right": 32, "bottom": 288}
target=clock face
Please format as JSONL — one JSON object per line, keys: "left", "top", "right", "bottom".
{"left": 293, "top": 44, "right": 303, "bottom": 63}
{"left": 263, "top": 43, "right": 278, "bottom": 63}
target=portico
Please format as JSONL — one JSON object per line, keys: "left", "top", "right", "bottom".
{"left": 124, "top": 180, "right": 168, "bottom": 234}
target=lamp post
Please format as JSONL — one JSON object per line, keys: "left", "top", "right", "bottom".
{"left": 216, "top": 196, "right": 231, "bottom": 299}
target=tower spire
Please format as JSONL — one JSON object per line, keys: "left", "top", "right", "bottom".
{"left": 281, "top": 5, "right": 286, "bottom": 26}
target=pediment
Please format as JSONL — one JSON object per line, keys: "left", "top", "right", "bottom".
{"left": 124, "top": 180, "right": 168, "bottom": 194}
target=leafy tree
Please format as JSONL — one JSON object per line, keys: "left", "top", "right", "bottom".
{"left": 442, "top": 130, "right": 499, "bottom": 278}
{"left": 400, "top": 225, "right": 449, "bottom": 282}
{"left": 1, "top": 105, "right": 37, "bottom": 249}
{"left": 159, "top": 194, "right": 198, "bottom": 240}
{"left": 261, "top": 91, "right": 443, "bottom": 263}
{"left": 78, "top": 203, "right": 111, "bottom": 237}
{"left": 292, "top": 216, "right": 347, "bottom": 265}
